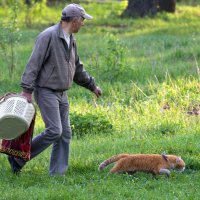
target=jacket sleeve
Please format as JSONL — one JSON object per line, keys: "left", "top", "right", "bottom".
{"left": 73, "top": 42, "right": 96, "bottom": 91}
{"left": 20, "top": 32, "right": 51, "bottom": 93}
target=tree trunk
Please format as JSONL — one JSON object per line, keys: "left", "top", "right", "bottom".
{"left": 158, "top": 0, "right": 176, "bottom": 13}
{"left": 122, "top": 0, "right": 176, "bottom": 18}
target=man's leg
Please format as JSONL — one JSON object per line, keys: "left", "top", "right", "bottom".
{"left": 14, "top": 88, "right": 63, "bottom": 170}
{"left": 49, "top": 92, "right": 72, "bottom": 175}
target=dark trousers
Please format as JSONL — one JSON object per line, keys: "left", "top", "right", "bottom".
{"left": 17, "top": 87, "right": 72, "bottom": 175}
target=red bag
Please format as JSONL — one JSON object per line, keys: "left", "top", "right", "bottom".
{"left": 0, "top": 115, "right": 35, "bottom": 161}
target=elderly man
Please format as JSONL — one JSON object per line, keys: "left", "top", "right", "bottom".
{"left": 8, "top": 4, "right": 102, "bottom": 175}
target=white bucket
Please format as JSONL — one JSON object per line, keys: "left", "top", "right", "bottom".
{"left": 0, "top": 94, "right": 35, "bottom": 140}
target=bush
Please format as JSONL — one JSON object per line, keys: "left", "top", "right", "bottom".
{"left": 70, "top": 112, "right": 113, "bottom": 138}
{"left": 0, "top": 0, "right": 21, "bottom": 78}
{"left": 99, "top": 34, "right": 133, "bottom": 83}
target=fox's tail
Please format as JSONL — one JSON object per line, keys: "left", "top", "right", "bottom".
{"left": 98, "top": 154, "right": 129, "bottom": 171}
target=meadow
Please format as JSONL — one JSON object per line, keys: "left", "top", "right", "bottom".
{"left": 0, "top": 1, "right": 200, "bottom": 199}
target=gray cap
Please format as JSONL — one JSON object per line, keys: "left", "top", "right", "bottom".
{"left": 61, "top": 4, "right": 93, "bottom": 20}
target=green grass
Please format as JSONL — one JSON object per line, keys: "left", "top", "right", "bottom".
{"left": 0, "top": 1, "right": 200, "bottom": 199}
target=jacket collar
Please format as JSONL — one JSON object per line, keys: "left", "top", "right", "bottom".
{"left": 57, "top": 22, "right": 75, "bottom": 42}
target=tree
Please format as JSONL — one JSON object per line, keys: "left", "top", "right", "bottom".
{"left": 122, "top": 0, "right": 176, "bottom": 18}
{"left": 0, "top": 0, "right": 21, "bottom": 78}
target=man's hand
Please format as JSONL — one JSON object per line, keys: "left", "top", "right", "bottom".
{"left": 93, "top": 86, "right": 102, "bottom": 98}
{"left": 20, "top": 91, "right": 32, "bottom": 103}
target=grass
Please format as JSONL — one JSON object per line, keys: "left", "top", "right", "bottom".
{"left": 0, "top": 1, "right": 200, "bottom": 199}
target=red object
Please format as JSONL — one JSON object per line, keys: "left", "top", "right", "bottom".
{"left": 0, "top": 114, "right": 36, "bottom": 161}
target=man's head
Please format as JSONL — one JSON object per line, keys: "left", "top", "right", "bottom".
{"left": 61, "top": 4, "right": 92, "bottom": 33}
{"left": 61, "top": 4, "right": 93, "bottom": 21}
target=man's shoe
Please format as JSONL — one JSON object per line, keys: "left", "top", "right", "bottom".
{"left": 7, "top": 156, "right": 23, "bottom": 174}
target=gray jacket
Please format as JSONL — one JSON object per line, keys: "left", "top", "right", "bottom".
{"left": 21, "top": 23, "right": 96, "bottom": 93}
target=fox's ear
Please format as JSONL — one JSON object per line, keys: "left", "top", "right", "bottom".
{"left": 176, "top": 157, "right": 182, "bottom": 162}
{"left": 161, "top": 153, "right": 168, "bottom": 161}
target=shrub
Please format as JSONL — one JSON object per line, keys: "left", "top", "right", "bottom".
{"left": 0, "top": 0, "right": 21, "bottom": 78}
{"left": 101, "top": 34, "right": 131, "bottom": 83}
{"left": 70, "top": 112, "right": 113, "bottom": 138}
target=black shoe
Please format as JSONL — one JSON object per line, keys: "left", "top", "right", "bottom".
{"left": 7, "top": 156, "right": 23, "bottom": 174}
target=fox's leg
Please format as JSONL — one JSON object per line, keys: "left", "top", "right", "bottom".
{"left": 159, "top": 168, "right": 171, "bottom": 177}
{"left": 110, "top": 163, "right": 124, "bottom": 174}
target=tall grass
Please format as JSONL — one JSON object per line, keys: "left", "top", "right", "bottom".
{"left": 0, "top": 2, "right": 200, "bottom": 199}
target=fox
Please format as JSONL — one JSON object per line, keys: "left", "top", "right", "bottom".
{"left": 98, "top": 153, "right": 185, "bottom": 177}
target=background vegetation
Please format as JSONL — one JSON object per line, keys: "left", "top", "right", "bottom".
{"left": 0, "top": 0, "right": 200, "bottom": 199}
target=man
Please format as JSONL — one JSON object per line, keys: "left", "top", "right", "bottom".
{"left": 8, "top": 4, "right": 102, "bottom": 175}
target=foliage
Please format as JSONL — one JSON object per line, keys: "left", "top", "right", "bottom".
{"left": 100, "top": 34, "right": 130, "bottom": 82}
{"left": 70, "top": 112, "right": 113, "bottom": 138}
{"left": 23, "top": 0, "right": 48, "bottom": 28}
{"left": 0, "top": 0, "right": 21, "bottom": 78}
{"left": 177, "top": 0, "right": 200, "bottom": 5}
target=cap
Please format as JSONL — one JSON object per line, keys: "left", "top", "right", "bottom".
{"left": 61, "top": 4, "right": 93, "bottom": 20}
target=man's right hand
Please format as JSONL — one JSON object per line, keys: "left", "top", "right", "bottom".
{"left": 20, "top": 91, "right": 32, "bottom": 103}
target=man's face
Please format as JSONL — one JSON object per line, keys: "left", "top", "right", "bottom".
{"left": 71, "top": 17, "right": 85, "bottom": 33}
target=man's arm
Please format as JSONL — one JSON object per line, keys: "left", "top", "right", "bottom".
{"left": 21, "top": 32, "right": 51, "bottom": 93}
{"left": 20, "top": 32, "right": 51, "bottom": 102}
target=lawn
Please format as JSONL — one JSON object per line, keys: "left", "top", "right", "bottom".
{"left": 0, "top": 1, "right": 200, "bottom": 199}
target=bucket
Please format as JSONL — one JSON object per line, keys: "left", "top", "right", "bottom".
{"left": 0, "top": 94, "right": 35, "bottom": 140}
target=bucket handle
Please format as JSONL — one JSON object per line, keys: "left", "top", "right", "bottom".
{"left": 0, "top": 92, "right": 18, "bottom": 104}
